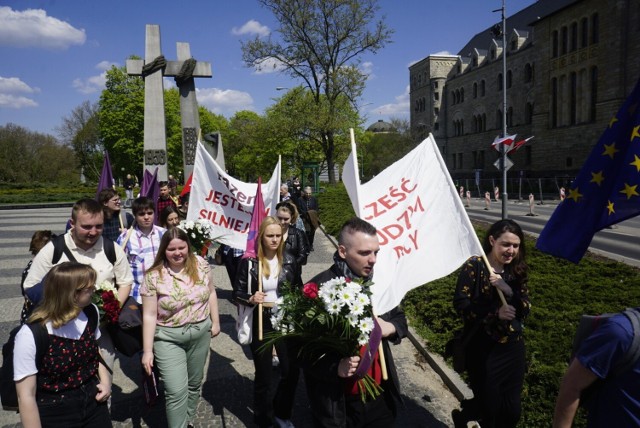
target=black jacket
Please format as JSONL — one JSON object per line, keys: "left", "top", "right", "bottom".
{"left": 284, "top": 225, "right": 310, "bottom": 267}
{"left": 232, "top": 252, "right": 301, "bottom": 306}
{"left": 303, "top": 254, "right": 408, "bottom": 426}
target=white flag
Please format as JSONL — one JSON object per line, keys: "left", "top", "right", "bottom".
{"left": 188, "top": 142, "right": 281, "bottom": 249}
{"left": 343, "top": 134, "right": 483, "bottom": 314}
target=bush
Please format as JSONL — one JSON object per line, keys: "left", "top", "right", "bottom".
{"left": 0, "top": 183, "right": 110, "bottom": 204}
{"left": 316, "top": 183, "right": 355, "bottom": 235}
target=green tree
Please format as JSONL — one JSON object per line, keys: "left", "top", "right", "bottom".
{"left": 98, "top": 61, "right": 145, "bottom": 179}
{"left": 241, "top": 0, "right": 392, "bottom": 184}
{"left": 361, "top": 117, "right": 414, "bottom": 181}
{"left": 56, "top": 100, "right": 102, "bottom": 181}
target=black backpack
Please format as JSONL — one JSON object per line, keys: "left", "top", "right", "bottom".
{"left": 571, "top": 308, "right": 640, "bottom": 407}
{"left": 0, "top": 305, "right": 99, "bottom": 412}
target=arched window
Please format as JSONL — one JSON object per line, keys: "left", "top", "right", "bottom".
{"left": 552, "top": 30, "right": 559, "bottom": 57}
{"left": 507, "top": 107, "right": 514, "bottom": 127}
{"left": 461, "top": 88, "right": 465, "bottom": 102}
{"left": 524, "top": 63, "right": 533, "bottom": 83}
{"left": 473, "top": 82, "right": 478, "bottom": 98}
{"left": 591, "top": 14, "right": 599, "bottom": 44}
{"left": 590, "top": 66, "right": 598, "bottom": 121}
{"left": 496, "top": 109, "right": 503, "bottom": 130}
{"left": 570, "top": 72, "right": 577, "bottom": 125}
{"left": 525, "top": 102, "right": 533, "bottom": 124}
{"left": 561, "top": 26, "right": 568, "bottom": 55}
{"left": 571, "top": 22, "right": 578, "bottom": 52}
{"left": 581, "top": 18, "right": 588, "bottom": 48}
{"left": 551, "top": 77, "right": 558, "bottom": 128}
{"left": 481, "top": 80, "right": 486, "bottom": 96}
{"left": 461, "top": 119, "right": 464, "bottom": 135}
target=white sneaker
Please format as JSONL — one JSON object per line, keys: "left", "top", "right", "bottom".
{"left": 274, "top": 417, "right": 294, "bottom": 428}
{"left": 272, "top": 355, "right": 280, "bottom": 367}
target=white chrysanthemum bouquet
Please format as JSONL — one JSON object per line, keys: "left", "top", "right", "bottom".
{"left": 268, "top": 276, "right": 382, "bottom": 401}
{"left": 177, "top": 219, "right": 214, "bottom": 256}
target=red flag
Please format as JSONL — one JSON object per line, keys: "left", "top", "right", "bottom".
{"left": 507, "top": 136, "right": 534, "bottom": 154}
{"left": 243, "top": 177, "right": 266, "bottom": 259}
{"left": 180, "top": 173, "right": 193, "bottom": 197}
{"left": 491, "top": 134, "right": 517, "bottom": 151}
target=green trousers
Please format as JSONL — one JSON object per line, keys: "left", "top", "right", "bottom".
{"left": 154, "top": 318, "right": 212, "bottom": 428}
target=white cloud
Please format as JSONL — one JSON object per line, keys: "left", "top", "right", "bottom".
{"left": 432, "top": 50, "right": 454, "bottom": 56}
{"left": 361, "top": 61, "right": 374, "bottom": 78}
{"left": 71, "top": 61, "right": 118, "bottom": 94}
{"left": 0, "top": 93, "right": 38, "bottom": 108}
{"left": 252, "top": 57, "right": 287, "bottom": 74}
{"left": 375, "top": 85, "right": 410, "bottom": 117}
{"left": 196, "top": 87, "right": 254, "bottom": 115}
{"left": 0, "top": 76, "right": 39, "bottom": 94}
{"left": 0, "top": 6, "right": 85, "bottom": 50}
{"left": 232, "top": 19, "right": 270, "bottom": 38}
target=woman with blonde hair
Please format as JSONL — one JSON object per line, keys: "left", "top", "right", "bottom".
{"left": 141, "top": 227, "right": 220, "bottom": 428}
{"left": 233, "top": 216, "right": 302, "bottom": 427}
{"left": 14, "top": 262, "right": 112, "bottom": 428}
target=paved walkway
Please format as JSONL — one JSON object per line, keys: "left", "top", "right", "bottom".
{"left": 0, "top": 207, "right": 463, "bottom": 427}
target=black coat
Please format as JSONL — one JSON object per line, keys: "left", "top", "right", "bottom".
{"left": 303, "top": 262, "right": 408, "bottom": 427}
{"left": 284, "top": 225, "right": 310, "bottom": 267}
{"left": 232, "top": 253, "right": 301, "bottom": 306}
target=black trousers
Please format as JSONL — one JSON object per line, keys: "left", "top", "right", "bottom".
{"left": 466, "top": 333, "right": 526, "bottom": 428}
{"left": 249, "top": 310, "right": 300, "bottom": 427}
{"left": 37, "top": 378, "right": 111, "bottom": 428}
{"left": 345, "top": 393, "right": 395, "bottom": 428}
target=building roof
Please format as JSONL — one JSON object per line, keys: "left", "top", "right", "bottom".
{"left": 367, "top": 119, "right": 396, "bottom": 133}
{"left": 457, "top": 0, "right": 580, "bottom": 57}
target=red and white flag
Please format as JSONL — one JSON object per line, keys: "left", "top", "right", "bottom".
{"left": 491, "top": 134, "right": 517, "bottom": 151}
{"left": 507, "top": 136, "right": 534, "bottom": 154}
{"left": 343, "top": 133, "right": 483, "bottom": 314}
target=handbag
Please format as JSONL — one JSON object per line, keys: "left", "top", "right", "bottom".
{"left": 236, "top": 260, "right": 253, "bottom": 345}
{"left": 446, "top": 323, "right": 480, "bottom": 374}
{"left": 236, "top": 304, "right": 253, "bottom": 345}
{"left": 108, "top": 296, "right": 143, "bottom": 357}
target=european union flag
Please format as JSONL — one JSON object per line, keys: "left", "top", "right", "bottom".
{"left": 536, "top": 78, "right": 640, "bottom": 263}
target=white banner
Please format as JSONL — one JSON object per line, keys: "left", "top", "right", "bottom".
{"left": 344, "top": 134, "right": 483, "bottom": 314}
{"left": 188, "top": 142, "right": 281, "bottom": 249}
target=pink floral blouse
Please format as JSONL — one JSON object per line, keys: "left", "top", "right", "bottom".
{"left": 141, "top": 256, "right": 212, "bottom": 327}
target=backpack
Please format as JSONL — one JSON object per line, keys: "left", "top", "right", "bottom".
{"left": 23, "top": 235, "right": 117, "bottom": 310}
{"left": 1, "top": 305, "right": 99, "bottom": 412}
{"left": 570, "top": 308, "right": 640, "bottom": 407}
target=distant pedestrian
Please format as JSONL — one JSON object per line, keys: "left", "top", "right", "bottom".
{"left": 156, "top": 181, "right": 177, "bottom": 223}
{"left": 124, "top": 174, "right": 136, "bottom": 207}
{"left": 168, "top": 174, "right": 178, "bottom": 196}
{"left": 296, "top": 186, "right": 320, "bottom": 251}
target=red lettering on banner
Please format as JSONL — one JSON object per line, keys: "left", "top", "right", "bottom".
{"left": 393, "top": 230, "right": 419, "bottom": 258}
{"left": 363, "top": 178, "right": 418, "bottom": 220}
{"left": 396, "top": 196, "right": 424, "bottom": 229}
{"left": 198, "top": 209, "right": 250, "bottom": 234}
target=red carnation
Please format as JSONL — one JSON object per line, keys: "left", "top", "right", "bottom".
{"left": 303, "top": 282, "right": 319, "bottom": 299}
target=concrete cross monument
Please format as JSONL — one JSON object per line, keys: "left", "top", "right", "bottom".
{"left": 127, "top": 24, "right": 217, "bottom": 182}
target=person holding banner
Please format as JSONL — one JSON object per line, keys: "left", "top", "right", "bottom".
{"left": 233, "top": 216, "right": 302, "bottom": 428}
{"left": 99, "top": 188, "right": 133, "bottom": 242}
{"left": 302, "top": 217, "right": 407, "bottom": 428}
{"left": 452, "top": 219, "right": 530, "bottom": 428}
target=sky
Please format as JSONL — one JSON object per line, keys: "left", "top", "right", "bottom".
{"left": 0, "top": 0, "right": 536, "bottom": 137}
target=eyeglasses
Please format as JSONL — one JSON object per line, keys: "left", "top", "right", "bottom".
{"left": 109, "top": 198, "right": 121, "bottom": 203}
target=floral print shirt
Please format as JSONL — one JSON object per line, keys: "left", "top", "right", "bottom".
{"left": 453, "top": 256, "right": 531, "bottom": 343}
{"left": 141, "top": 256, "right": 212, "bottom": 327}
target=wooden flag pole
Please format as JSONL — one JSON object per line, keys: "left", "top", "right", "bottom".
{"left": 480, "top": 254, "right": 508, "bottom": 307}
{"left": 118, "top": 212, "right": 124, "bottom": 230}
{"left": 258, "top": 260, "right": 264, "bottom": 341}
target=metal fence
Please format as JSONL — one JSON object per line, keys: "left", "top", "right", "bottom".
{"left": 453, "top": 176, "right": 576, "bottom": 202}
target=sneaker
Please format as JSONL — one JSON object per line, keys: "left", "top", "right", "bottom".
{"left": 272, "top": 355, "right": 280, "bottom": 367}
{"left": 274, "top": 417, "right": 295, "bottom": 428}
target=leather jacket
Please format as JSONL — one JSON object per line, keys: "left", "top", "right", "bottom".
{"left": 284, "top": 225, "right": 310, "bottom": 267}
{"left": 232, "top": 252, "right": 300, "bottom": 306}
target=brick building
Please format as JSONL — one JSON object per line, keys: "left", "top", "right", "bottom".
{"left": 409, "top": 0, "right": 640, "bottom": 187}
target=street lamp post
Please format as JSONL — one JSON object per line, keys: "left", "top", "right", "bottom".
{"left": 493, "top": 0, "right": 509, "bottom": 219}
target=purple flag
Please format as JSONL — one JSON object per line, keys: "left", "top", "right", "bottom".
{"left": 96, "top": 151, "right": 115, "bottom": 200}
{"left": 141, "top": 168, "right": 159, "bottom": 206}
{"left": 243, "top": 177, "right": 266, "bottom": 259}
{"left": 354, "top": 318, "right": 382, "bottom": 379}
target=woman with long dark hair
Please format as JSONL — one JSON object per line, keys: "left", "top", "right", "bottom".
{"left": 141, "top": 227, "right": 220, "bottom": 428}
{"left": 233, "top": 216, "right": 302, "bottom": 428}
{"left": 453, "top": 219, "right": 530, "bottom": 428}
{"left": 98, "top": 188, "right": 133, "bottom": 242}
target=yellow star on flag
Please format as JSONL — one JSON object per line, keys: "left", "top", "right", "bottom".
{"left": 607, "top": 200, "right": 615, "bottom": 215}
{"left": 609, "top": 116, "right": 618, "bottom": 128}
{"left": 602, "top": 143, "right": 619, "bottom": 159}
{"left": 620, "top": 183, "right": 639, "bottom": 199}
{"left": 631, "top": 125, "right": 640, "bottom": 142}
{"left": 631, "top": 155, "right": 640, "bottom": 172}
{"left": 590, "top": 170, "right": 605, "bottom": 186}
{"left": 567, "top": 187, "right": 583, "bottom": 202}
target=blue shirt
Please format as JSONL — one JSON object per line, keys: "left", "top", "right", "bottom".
{"left": 577, "top": 310, "right": 640, "bottom": 427}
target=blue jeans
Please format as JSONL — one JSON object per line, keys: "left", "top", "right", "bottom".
{"left": 37, "top": 377, "right": 111, "bottom": 428}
